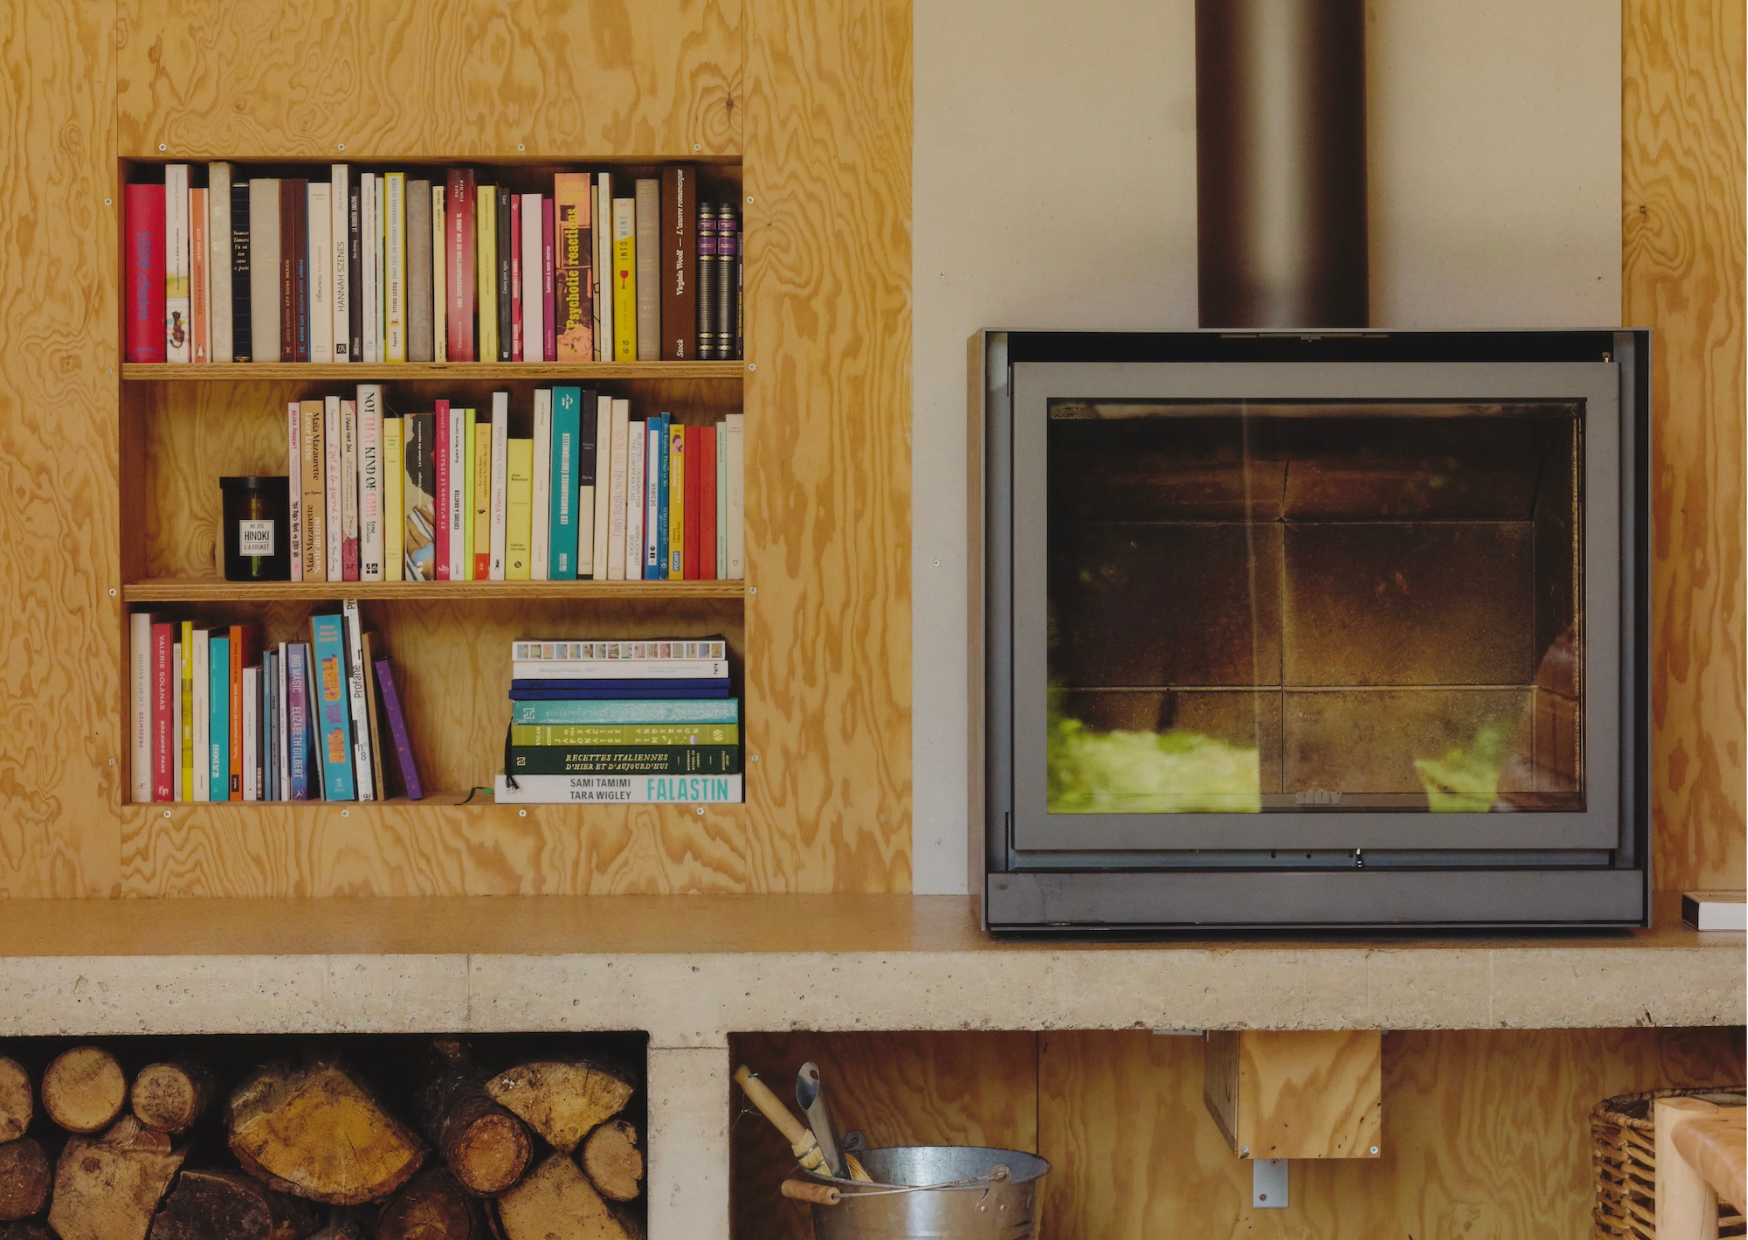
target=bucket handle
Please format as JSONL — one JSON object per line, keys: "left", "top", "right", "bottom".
{"left": 800, "top": 1161, "right": 1014, "bottom": 1199}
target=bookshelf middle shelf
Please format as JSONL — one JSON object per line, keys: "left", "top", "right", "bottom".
{"left": 123, "top": 579, "right": 746, "bottom": 602}
{"left": 121, "top": 362, "right": 745, "bottom": 383}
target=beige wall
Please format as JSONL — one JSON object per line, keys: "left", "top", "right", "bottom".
{"left": 911, "top": 0, "right": 1623, "bottom": 892}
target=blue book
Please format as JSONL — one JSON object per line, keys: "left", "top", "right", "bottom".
{"left": 550, "top": 386, "right": 581, "bottom": 579}
{"left": 287, "top": 643, "right": 312, "bottom": 800}
{"left": 208, "top": 635, "right": 229, "bottom": 801}
{"left": 310, "top": 615, "right": 356, "bottom": 801}
{"left": 510, "top": 684, "right": 734, "bottom": 701}
{"left": 653, "top": 412, "right": 671, "bottom": 577}
{"left": 512, "top": 698, "right": 741, "bottom": 724}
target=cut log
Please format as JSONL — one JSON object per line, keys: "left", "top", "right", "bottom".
{"left": 377, "top": 1168, "right": 478, "bottom": 1240}
{"left": 579, "top": 1121, "right": 642, "bottom": 1203}
{"left": 43, "top": 1046, "right": 129, "bottom": 1134}
{"left": 148, "top": 1167, "right": 319, "bottom": 1240}
{"left": 0, "top": 1221, "right": 55, "bottom": 1240}
{"left": 226, "top": 1059, "right": 426, "bottom": 1206}
{"left": 47, "top": 1116, "right": 186, "bottom": 1240}
{"left": 415, "top": 1041, "right": 532, "bottom": 1197}
{"left": 0, "top": 1059, "right": 30, "bottom": 1143}
{"left": 131, "top": 1061, "right": 218, "bottom": 1135}
{"left": 484, "top": 1061, "right": 635, "bottom": 1155}
{"left": 0, "top": 1137, "right": 51, "bottom": 1220}
{"left": 494, "top": 1155, "right": 641, "bottom": 1240}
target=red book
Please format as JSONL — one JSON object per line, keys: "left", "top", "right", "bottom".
{"left": 699, "top": 424, "right": 717, "bottom": 580}
{"left": 541, "top": 197, "right": 556, "bottom": 362}
{"left": 228, "top": 623, "right": 260, "bottom": 801}
{"left": 445, "top": 170, "right": 477, "bottom": 361}
{"left": 151, "top": 622, "right": 174, "bottom": 800}
{"left": 434, "top": 399, "right": 452, "bottom": 579}
{"left": 510, "top": 193, "right": 523, "bottom": 361}
{"left": 126, "top": 184, "right": 167, "bottom": 363}
{"left": 683, "top": 424, "right": 702, "bottom": 580}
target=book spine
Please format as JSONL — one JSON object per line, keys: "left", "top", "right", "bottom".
{"left": 342, "top": 600, "right": 375, "bottom": 801}
{"left": 550, "top": 387, "right": 580, "bottom": 580}
{"left": 696, "top": 201, "right": 717, "bottom": 360}
{"left": 275, "top": 644, "right": 290, "bottom": 799}
{"left": 260, "top": 651, "right": 273, "bottom": 800}
{"left": 230, "top": 181, "right": 252, "bottom": 362}
{"left": 509, "top": 746, "right": 741, "bottom": 775}
{"left": 506, "top": 437, "right": 533, "bottom": 579}
{"left": 513, "top": 723, "right": 740, "bottom": 747}
{"left": 348, "top": 175, "right": 363, "bottom": 360}
{"left": 229, "top": 625, "right": 259, "bottom": 800}
{"left": 470, "top": 412, "right": 488, "bottom": 581}
{"left": 542, "top": 197, "right": 557, "bottom": 361}
{"left": 323, "top": 395, "right": 343, "bottom": 582}
{"left": 208, "top": 634, "right": 229, "bottom": 802}
{"left": 512, "top": 658, "right": 729, "bottom": 680}
{"left": 406, "top": 178, "right": 433, "bottom": 362}
{"left": 295, "top": 180, "right": 311, "bottom": 361}
{"left": 625, "top": 416, "right": 645, "bottom": 580}
{"left": 660, "top": 165, "right": 698, "bottom": 360}
{"left": 374, "top": 659, "right": 423, "bottom": 800}
{"left": 725, "top": 412, "right": 745, "bottom": 578}
{"left": 667, "top": 422, "right": 685, "bottom": 578}
{"left": 249, "top": 179, "right": 280, "bottom": 361}
{"left": 700, "top": 422, "right": 717, "bottom": 580}
{"left": 589, "top": 392, "right": 612, "bottom": 579}
{"left": 361, "top": 173, "right": 377, "bottom": 362}
{"left": 179, "top": 622, "right": 195, "bottom": 799}
{"left": 358, "top": 385, "right": 383, "bottom": 580}
{"left": 125, "top": 185, "right": 166, "bottom": 364}
{"left": 453, "top": 403, "right": 472, "bottom": 583}
{"left": 308, "top": 182, "right": 332, "bottom": 363}
{"left": 189, "top": 185, "right": 208, "bottom": 363}
{"left": 331, "top": 165, "right": 350, "bottom": 359}
{"left": 377, "top": 173, "right": 387, "bottom": 360}
{"left": 477, "top": 183, "right": 497, "bottom": 363}
{"left": 552, "top": 173, "right": 593, "bottom": 361}
{"left": 521, "top": 192, "right": 543, "bottom": 363}
{"left": 716, "top": 418, "right": 728, "bottom": 578}
{"left": 129, "top": 612, "right": 153, "bottom": 801}
{"left": 310, "top": 615, "right": 356, "bottom": 801}
{"left": 513, "top": 638, "right": 726, "bottom": 660}
{"left": 635, "top": 178, "right": 660, "bottom": 361}
{"left": 509, "top": 192, "right": 523, "bottom": 361}
{"left": 340, "top": 398, "right": 360, "bottom": 581}
{"left": 576, "top": 390, "right": 597, "bottom": 578}
{"left": 242, "top": 667, "right": 259, "bottom": 801}
{"left": 383, "top": 415, "right": 404, "bottom": 582}
{"left": 530, "top": 388, "right": 552, "bottom": 580}
{"left": 715, "top": 203, "right": 738, "bottom": 361}
{"left": 654, "top": 414, "right": 670, "bottom": 577}
{"left": 611, "top": 197, "right": 636, "bottom": 362}
{"left": 496, "top": 187, "right": 513, "bottom": 361}
{"left": 190, "top": 631, "right": 209, "bottom": 802}
{"left": 301, "top": 399, "right": 325, "bottom": 580}
{"left": 433, "top": 398, "right": 451, "bottom": 579}
{"left": 594, "top": 172, "right": 612, "bottom": 360}
{"left": 278, "top": 178, "right": 297, "bottom": 363}
{"left": 446, "top": 169, "right": 476, "bottom": 362}
{"left": 606, "top": 398, "right": 629, "bottom": 580}
{"left": 405, "top": 413, "right": 436, "bottom": 581}
{"left": 286, "top": 643, "right": 310, "bottom": 800}
{"left": 361, "top": 632, "right": 388, "bottom": 800}
{"left": 431, "top": 184, "right": 447, "bottom": 362}
{"left": 495, "top": 773, "right": 742, "bottom": 804}
{"left": 490, "top": 391, "right": 509, "bottom": 580}
{"left": 150, "top": 622, "right": 171, "bottom": 799}
{"left": 384, "top": 172, "right": 406, "bottom": 363}
{"left": 683, "top": 424, "right": 702, "bottom": 580}
{"left": 645, "top": 420, "right": 661, "bottom": 577}
{"left": 165, "top": 165, "right": 190, "bottom": 362}
{"left": 287, "top": 402, "right": 303, "bottom": 581}
{"left": 208, "top": 163, "right": 233, "bottom": 361}
{"left": 511, "top": 698, "right": 740, "bottom": 725}
{"left": 737, "top": 240, "right": 743, "bottom": 361}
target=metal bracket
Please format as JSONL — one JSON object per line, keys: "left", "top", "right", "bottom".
{"left": 1253, "top": 1159, "right": 1288, "bottom": 1209}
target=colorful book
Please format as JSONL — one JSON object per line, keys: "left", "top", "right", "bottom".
{"left": 171, "top": 642, "right": 182, "bottom": 800}
{"left": 340, "top": 398, "right": 360, "bottom": 582}
{"left": 450, "top": 401, "right": 470, "bottom": 583}
{"left": 530, "top": 388, "right": 552, "bottom": 580}
{"left": 324, "top": 394, "right": 344, "bottom": 582}
{"left": 549, "top": 386, "right": 580, "bottom": 579}
{"left": 208, "top": 162, "right": 233, "bottom": 362}
{"left": 230, "top": 179, "right": 252, "bottom": 362}
{"left": 308, "top": 181, "right": 332, "bottom": 363}
{"left": 522, "top": 192, "right": 544, "bottom": 362}
{"left": 374, "top": 657, "right": 423, "bottom": 800}
{"left": 300, "top": 398, "right": 325, "bottom": 581}
{"left": 180, "top": 621, "right": 195, "bottom": 800}
{"left": 227, "top": 623, "right": 260, "bottom": 800}
{"left": 651, "top": 414, "right": 669, "bottom": 578}
{"left": 699, "top": 422, "right": 717, "bottom": 580}
{"left": 310, "top": 615, "right": 356, "bottom": 801}
{"left": 513, "top": 639, "right": 728, "bottom": 660}
{"left": 511, "top": 722, "right": 740, "bottom": 747}
{"left": 342, "top": 600, "right": 375, "bottom": 802}
{"left": 445, "top": 169, "right": 476, "bottom": 362}
{"left": 433, "top": 398, "right": 451, "bottom": 580}
{"left": 495, "top": 772, "right": 742, "bottom": 804}
{"left": 404, "top": 412, "right": 436, "bottom": 580}
{"left": 191, "top": 628, "right": 210, "bottom": 803}
{"left": 383, "top": 414, "right": 404, "bottom": 582}
{"left": 667, "top": 421, "right": 685, "bottom": 578}
{"left": 275, "top": 643, "right": 290, "bottom": 799}
{"left": 165, "top": 164, "right": 190, "bottom": 362}
{"left": 358, "top": 384, "right": 384, "bottom": 581}
{"left": 683, "top": 424, "right": 703, "bottom": 580}
{"left": 151, "top": 620, "right": 174, "bottom": 800}
{"left": 577, "top": 390, "right": 599, "bottom": 578}
{"left": 489, "top": 391, "right": 509, "bottom": 579}
{"left": 660, "top": 165, "right": 697, "bottom": 360}
{"left": 509, "top": 746, "right": 740, "bottom": 776}
{"left": 472, "top": 411, "right": 491, "bottom": 581}
{"left": 279, "top": 177, "right": 305, "bottom": 363}
{"left": 286, "top": 643, "right": 312, "bottom": 800}
{"left": 124, "top": 184, "right": 166, "bottom": 364}
{"left": 625, "top": 415, "right": 645, "bottom": 580}
{"left": 611, "top": 196, "right": 636, "bottom": 362}
{"left": 189, "top": 184, "right": 208, "bottom": 363}
{"left": 511, "top": 698, "right": 740, "bottom": 725}
{"left": 605, "top": 397, "right": 629, "bottom": 580}
{"left": 331, "top": 164, "right": 350, "bottom": 360}
{"left": 431, "top": 183, "right": 447, "bottom": 362}
{"left": 477, "top": 182, "right": 498, "bottom": 363}
{"left": 506, "top": 437, "right": 533, "bottom": 580}
{"left": 208, "top": 633, "right": 229, "bottom": 802}
{"left": 384, "top": 171, "right": 407, "bottom": 363}
{"left": 512, "top": 657, "right": 729, "bottom": 680}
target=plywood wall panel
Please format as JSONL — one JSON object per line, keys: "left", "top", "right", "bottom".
{"left": 1623, "top": 0, "right": 1747, "bottom": 890}
{"left": 0, "top": 2, "right": 120, "bottom": 898}
{"left": 740, "top": 0, "right": 914, "bottom": 891}
{"left": 116, "top": 0, "right": 741, "bottom": 160}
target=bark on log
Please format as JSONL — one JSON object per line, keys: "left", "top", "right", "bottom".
{"left": 43, "top": 1047, "right": 128, "bottom": 1135}
{"left": 377, "top": 1168, "right": 478, "bottom": 1240}
{"left": 415, "top": 1041, "right": 532, "bottom": 1198}
{"left": 579, "top": 1121, "right": 642, "bottom": 1203}
{"left": 0, "top": 1138, "right": 50, "bottom": 1220}
{"left": 484, "top": 1062, "right": 635, "bottom": 1155}
{"left": 494, "top": 1155, "right": 641, "bottom": 1240}
{"left": 226, "top": 1059, "right": 426, "bottom": 1206}
{"left": 47, "top": 1116, "right": 186, "bottom": 1240}
{"left": 0, "top": 1059, "right": 30, "bottom": 1143}
{"left": 148, "top": 1167, "right": 319, "bottom": 1240}
{"left": 131, "top": 1061, "right": 218, "bottom": 1135}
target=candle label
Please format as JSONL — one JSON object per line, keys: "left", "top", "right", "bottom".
{"left": 239, "top": 519, "right": 275, "bottom": 557}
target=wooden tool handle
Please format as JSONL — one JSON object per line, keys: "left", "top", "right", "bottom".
{"left": 844, "top": 1152, "right": 874, "bottom": 1183}
{"left": 733, "top": 1066, "right": 825, "bottom": 1171}
{"left": 780, "top": 1179, "right": 842, "bottom": 1206}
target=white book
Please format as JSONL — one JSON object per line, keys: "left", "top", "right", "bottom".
{"left": 361, "top": 173, "right": 378, "bottom": 363}
{"left": 165, "top": 164, "right": 190, "bottom": 362}
{"left": 377, "top": 178, "right": 388, "bottom": 361}
{"left": 595, "top": 173, "right": 612, "bottom": 361}
{"left": 324, "top": 395, "right": 343, "bottom": 582}
{"left": 341, "top": 600, "right": 376, "bottom": 802}
{"left": 358, "top": 384, "right": 383, "bottom": 580}
{"left": 384, "top": 172, "right": 406, "bottom": 363}
{"left": 530, "top": 388, "right": 552, "bottom": 580}
{"left": 248, "top": 179, "right": 281, "bottom": 361}
{"left": 190, "top": 629, "right": 209, "bottom": 804}
{"left": 522, "top": 192, "right": 544, "bottom": 362}
{"left": 513, "top": 639, "right": 727, "bottom": 660}
{"left": 431, "top": 184, "right": 447, "bottom": 362}
{"left": 171, "top": 644, "right": 183, "bottom": 802}
{"left": 308, "top": 182, "right": 333, "bottom": 364}
{"left": 276, "top": 643, "right": 291, "bottom": 800}
{"left": 625, "top": 415, "right": 645, "bottom": 580}
{"left": 208, "top": 163, "right": 233, "bottom": 362}
{"left": 242, "top": 667, "right": 259, "bottom": 801}
{"left": 716, "top": 420, "right": 728, "bottom": 580}
{"left": 605, "top": 399, "right": 630, "bottom": 579}
{"left": 1682, "top": 891, "right": 1747, "bottom": 931}
{"left": 591, "top": 393, "right": 612, "bottom": 579}
{"left": 725, "top": 412, "right": 745, "bottom": 578}
{"left": 331, "top": 165, "right": 350, "bottom": 359}
{"left": 495, "top": 772, "right": 743, "bottom": 805}
{"left": 341, "top": 399, "right": 359, "bottom": 581}
{"left": 447, "top": 404, "right": 467, "bottom": 583}
{"left": 129, "top": 612, "right": 154, "bottom": 802}
{"left": 287, "top": 403, "right": 303, "bottom": 582}
{"left": 490, "top": 392, "right": 509, "bottom": 580}
{"left": 647, "top": 423, "right": 662, "bottom": 577}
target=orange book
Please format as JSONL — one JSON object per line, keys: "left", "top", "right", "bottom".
{"left": 552, "top": 173, "right": 593, "bottom": 361}
{"left": 227, "top": 623, "right": 260, "bottom": 801}
{"left": 189, "top": 187, "right": 209, "bottom": 363}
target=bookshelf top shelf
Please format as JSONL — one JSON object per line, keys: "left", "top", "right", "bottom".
{"left": 121, "top": 362, "right": 746, "bottom": 383}
{"left": 123, "top": 578, "right": 746, "bottom": 602}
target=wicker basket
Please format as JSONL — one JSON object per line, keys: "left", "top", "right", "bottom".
{"left": 1591, "top": 1087, "right": 1746, "bottom": 1239}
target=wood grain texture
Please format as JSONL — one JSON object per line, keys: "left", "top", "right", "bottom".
{"left": 1202, "top": 1030, "right": 1382, "bottom": 1159}
{"left": 1624, "top": 0, "right": 1747, "bottom": 891}
{"left": 741, "top": 0, "right": 914, "bottom": 891}
{"left": 0, "top": 2, "right": 121, "bottom": 897}
{"left": 116, "top": 0, "right": 741, "bottom": 159}
{"left": 729, "top": 1032, "right": 1038, "bottom": 1240}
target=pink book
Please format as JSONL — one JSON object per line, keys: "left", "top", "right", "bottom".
{"left": 510, "top": 194, "right": 523, "bottom": 361}
{"left": 125, "top": 184, "right": 167, "bottom": 363}
{"left": 433, "top": 399, "right": 451, "bottom": 580}
{"left": 152, "top": 621, "right": 174, "bottom": 800}
{"left": 541, "top": 197, "right": 556, "bottom": 362}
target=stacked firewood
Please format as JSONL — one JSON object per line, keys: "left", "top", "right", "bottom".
{"left": 0, "top": 1039, "right": 643, "bottom": 1240}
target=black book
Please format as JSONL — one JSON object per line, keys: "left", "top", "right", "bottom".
{"left": 230, "top": 182, "right": 253, "bottom": 363}
{"left": 716, "top": 203, "right": 738, "bottom": 361}
{"left": 696, "top": 202, "right": 717, "bottom": 361}
{"left": 291, "top": 179, "right": 309, "bottom": 363}
{"left": 348, "top": 178, "right": 363, "bottom": 362}
{"left": 497, "top": 187, "right": 513, "bottom": 362}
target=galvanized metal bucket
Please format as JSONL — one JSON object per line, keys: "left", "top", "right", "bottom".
{"left": 804, "top": 1146, "right": 1050, "bottom": 1240}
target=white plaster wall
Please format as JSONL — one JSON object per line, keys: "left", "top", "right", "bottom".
{"left": 910, "top": 0, "right": 1623, "bottom": 894}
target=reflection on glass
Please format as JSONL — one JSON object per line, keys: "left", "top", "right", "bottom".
{"left": 1045, "top": 400, "right": 1585, "bottom": 814}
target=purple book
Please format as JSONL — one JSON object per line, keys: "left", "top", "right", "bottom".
{"left": 374, "top": 657, "right": 423, "bottom": 801}
{"left": 286, "top": 643, "right": 313, "bottom": 800}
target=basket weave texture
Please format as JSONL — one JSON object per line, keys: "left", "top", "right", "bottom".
{"left": 1590, "top": 1087, "right": 1746, "bottom": 1239}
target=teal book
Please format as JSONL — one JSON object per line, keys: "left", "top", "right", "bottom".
{"left": 310, "top": 614, "right": 356, "bottom": 801}
{"left": 549, "top": 385, "right": 581, "bottom": 579}
{"left": 511, "top": 698, "right": 740, "bottom": 725}
{"left": 208, "top": 634, "right": 229, "bottom": 801}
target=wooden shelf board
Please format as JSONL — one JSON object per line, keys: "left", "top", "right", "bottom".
{"left": 123, "top": 578, "right": 746, "bottom": 602}
{"left": 121, "top": 362, "right": 745, "bottom": 382}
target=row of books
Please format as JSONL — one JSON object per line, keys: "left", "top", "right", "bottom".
{"left": 495, "top": 639, "right": 743, "bottom": 804}
{"left": 288, "top": 386, "right": 743, "bottom": 583}
{"left": 128, "top": 603, "right": 423, "bottom": 804}
{"left": 124, "top": 163, "right": 742, "bottom": 366}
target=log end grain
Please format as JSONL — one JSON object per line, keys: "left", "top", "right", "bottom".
{"left": 43, "top": 1046, "right": 128, "bottom": 1135}
{"left": 580, "top": 1121, "right": 642, "bottom": 1203}
{"left": 0, "top": 1138, "right": 50, "bottom": 1221}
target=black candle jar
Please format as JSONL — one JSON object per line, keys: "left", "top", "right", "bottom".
{"left": 220, "top": 476, "right": 291, "bottom": 581}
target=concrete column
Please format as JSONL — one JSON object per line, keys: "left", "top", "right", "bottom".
{"left": 647, "top": 1044, "right": 731, "bottom": 1239}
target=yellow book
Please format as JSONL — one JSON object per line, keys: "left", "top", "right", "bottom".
{"left": 382, "top": 416, "right": 404, "bottom": 581}
{"left": 612, "top": 197, "right": 636, "bottom": 362}
{"left": 506, "top": 438, "right": 534, "bottom": 580}
{"left": 667, "top": 422, "right": 685, "bottom": 579}
{"left": 180, "top": 620, "right": 195, "bottom": 800}
{"left": 473, "top": 412, "right": 492, "bottom": 580}
{"left": 477, "top": 188, "right": 498, "bottom": 363}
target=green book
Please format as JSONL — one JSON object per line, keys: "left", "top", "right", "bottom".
{"left": 511, "top": 723, "right": 739, "bottom": 747}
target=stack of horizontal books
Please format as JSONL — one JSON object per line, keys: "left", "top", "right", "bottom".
{"left": 493, "top": 639, "right": 741, "bottom": 804}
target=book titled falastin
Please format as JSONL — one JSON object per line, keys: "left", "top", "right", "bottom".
{"left": 124, "top": 162, "right": 740, "bottom": 366}
{"left": 285, "top": 385, "right": 742, "bottom": 583}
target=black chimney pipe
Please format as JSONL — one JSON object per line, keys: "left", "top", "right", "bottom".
{"left": 1196, "top": 0, "right": 1369, "bottom": 328}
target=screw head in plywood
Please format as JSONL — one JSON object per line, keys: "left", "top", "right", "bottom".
{"left": 108, "top": 588, "right": 116, "bottom": 597}
{"left": 158, "top": 143, "right": 166, "bottom": 152}
{"left": 747, "top": 363, "right": 756, "bottom": 371}
{"left": 746, "top": 196, "right": 754, "bottom": 204}
{"left": 338, "top": 143, "right": 346, "bottom": 151}
{"left": 518, "top": 143, "right": 526, "bottom": 152}
{"left": 341, "top": 809, "right": 349, "bottom": 818}
{"left": 104, "top": 197, "right": 112, "bottom": 206}
{"left": 163, "top": 810, "right": 170, "bottom": 818}
{"left": 694, "top": 144, "right": 702, "bottom": 152}
{"left": 748, "top": 586, "right": 757, "bottom": 595}
{"left": 518, "top": 809, "right": 527, "bottom": 817}
{"left": 750, "top": 754, "right": 759, "bottom": 762}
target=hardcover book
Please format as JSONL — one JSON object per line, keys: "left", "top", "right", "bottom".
{"left": 521, "top": 192, "right": 543, "bottom": 362}
{"left": 331, "top": 164, "right": 350, "bottom": 359}
{"left": 406, "top": 178, "right": 433, "bottom": 362}
{"left": 374, "top": 657, "right": 423, "bottom": 800}
{"left": 611, "top": 196, "right": 636, "bottom": 362}
{"left": 310, "top": 614, "right": 356, "bottom": 802}
{"left": 248, "top": 178, "right": 281, "bottom": 361}
{"left": 510, "top": 698, "right": 739, "bottom": 725}
{"left": 165, "top": 164, "right": 190, "bottom": 363}
{"left": 383, "top": 414, "right": 404, "bottom": 582}
{"left": 125, "top": 184, "right": 166, "bottom": 363}
{"left": 189, "top": 184, "right": 208, "bottom": 363}
{"left": 308, "top": 181, "right": 333, "bottom": 362}
{"left": 208, "top": 162, "right": 233, "bottom": 361}
{"left": 715, "top": 203, "right": 739, "bottom": 360}
{"left": 404, "top": 412, "right": 437, "bottom": 581}
{"left": 358, "top": 385, "right": 384, "bottom": 580}
{"left": 549, "top": 386, "right": 581, "bottom": 580}
{"left": 477, "top": 182, "right": 498, "bottom": 364}
{"left": 696, "top": 201, "right": 717, "bottom": 360}
{"left": 230, "top": 180, "right": 252, "bottom": 362}
{"left": 445, "top": 168, "right": 476, "bottom": 361}
{"left": 384, "top": 171, "right": 406, "bottom": 363}
{"left": 659, "top": 165, "right": 697, "bottom": 360}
